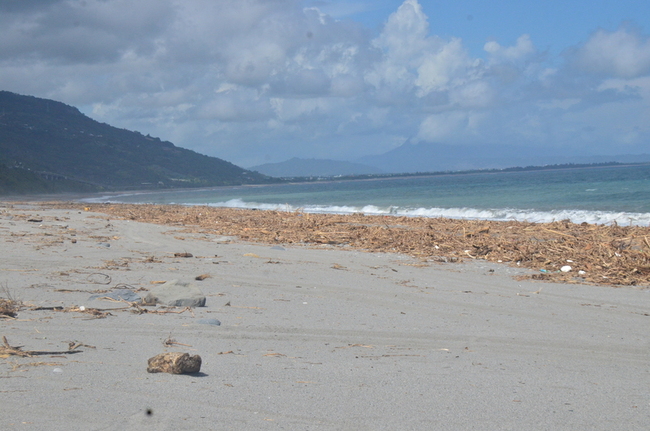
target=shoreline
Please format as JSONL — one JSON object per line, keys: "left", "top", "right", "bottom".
{"left": 90, "top": 200, "right": 650, "bottom": 228}
{"left": 1, "top": 202, "right": 649, "bottom": 429}
{"left": 40, "top": 201, "right": 650, "bottom": 288}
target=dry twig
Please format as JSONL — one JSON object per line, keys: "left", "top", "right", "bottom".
{"left": 163, "top": 334, "right": 193, "bottom": 348}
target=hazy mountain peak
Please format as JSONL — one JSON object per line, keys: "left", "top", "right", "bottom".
{"left": 249, "top": 157, "right": 383, "bottom": 178}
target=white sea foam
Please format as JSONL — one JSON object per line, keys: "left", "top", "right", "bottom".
{"left": 203, "top": 199, "right": 650, "bottom": 226}
{"left": 82, "top": 191, "right": 162, "bottom": 203}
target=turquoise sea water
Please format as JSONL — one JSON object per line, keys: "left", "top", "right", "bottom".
{"left": 86, "top": 164, "right": 650, "bottom": 226}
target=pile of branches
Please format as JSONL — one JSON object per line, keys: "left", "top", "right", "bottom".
{"left": 48, "top": 203, "right": 650, "bottom": 287}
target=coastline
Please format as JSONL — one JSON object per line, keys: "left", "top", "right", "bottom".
{"left": 64, "top": 162, "right": 650, "bottom": 229}
{"left": 1, "top": 202, "right": 649, "bottom": 429}
{"left": 47, "top": 201, "right": 650, "bottom": 287}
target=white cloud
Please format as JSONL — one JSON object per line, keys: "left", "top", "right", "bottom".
{"left": 415, "top": 38, "right": 476, "bottom": 95}
{"left": 373, "top": 0, "right": 429, "bottom": 56}
{"left": 0, "top": 0, "right": 649, "bottom": 167}
{"left": 365, "top": 0, "right": 429, "bottom": 95}
{"left": 199, "top": 88, "right": 272, "bottom": 122}
{"left": 330, "top": 73, "right": 365, "bottom": 97}
{"left": 366, "top": 0, "right": 489, "bottom": 111}
{"left": 599, "top": 76, "right": 650, "bottom": 100}
{"left": 417, "top": 111, "right": 469, "bottom": 142}
{"left": 572, "top": 27, "right": 650, "bottom": 78}
{"left": 270, "top": 97, "right": 334, "bottom": 122}
{"left": 449, "top": 80, "right": 495, "bottom": 108}
{"left": 484, "top": 35, "right": 535, "bottom": 62}
{"left": 0, "top": 0, "right": 174, "bottom": 64}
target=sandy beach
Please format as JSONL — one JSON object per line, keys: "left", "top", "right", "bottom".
{"left": 1, "top": 202, "right": 649, "bottom": 430}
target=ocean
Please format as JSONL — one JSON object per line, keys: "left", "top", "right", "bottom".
{"left": 86, "top": 164, "right": 650, "bottom": 226}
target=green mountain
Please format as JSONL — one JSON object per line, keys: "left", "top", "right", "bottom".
{"left": 0, "top": 91, "right": 271, "bottom": 195}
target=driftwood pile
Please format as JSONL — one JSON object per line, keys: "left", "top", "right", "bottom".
{"left": 48, "top": 203, "right": 650, "bottom": 287}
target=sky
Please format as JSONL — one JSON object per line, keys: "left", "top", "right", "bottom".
{"left": 1, "top": 0, "right": 650, "bottom": 168}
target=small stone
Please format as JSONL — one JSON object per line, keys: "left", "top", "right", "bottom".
{"left": 147, "top": 352, "right": 202, "bottom": 374}
{"left": 144, "top": 280, "right": 206, "bottom": 307}
{"left": 197, "top": 318, "right": 221, "bottom": 326}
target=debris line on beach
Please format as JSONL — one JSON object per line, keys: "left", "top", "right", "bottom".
{"left": 47, "top": 203, "right": 650, "bottom": 287}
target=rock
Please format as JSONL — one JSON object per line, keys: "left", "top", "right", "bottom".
{"left": 197, "top": 318, "right": 221, "bottom": 326}
{"left": 88, "top": 289, "right": 141, "bottom": 303}
{"left": 213, "top": 236, "right": 236, "bottom": 243}
{"left": 143, "top": 280, "right": 206, "bottom": 307}
{"left": 146, "top": 352, "right": 202, "bottom": 374}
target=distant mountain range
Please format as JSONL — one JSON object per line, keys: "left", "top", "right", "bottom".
{"left": 3, "top": 91, "right": 649, "bottom": 195}
{"left": 357, "top": 141, "right": 650, "bottom": 173}
{"left": 253, "top": 142, "right": 650, "bottom": 178}
{"left": 249, "top": 157, "right": 383, "bottom": 177}
{"left": 0, "top": 91, "right": 271, "bottom": 195}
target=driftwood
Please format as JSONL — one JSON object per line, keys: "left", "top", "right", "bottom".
{"left": 28, "top": 305, "right": 113, "bottom": 319}
{"left": 45, "top": 202, "right": 650, "bottom": 287}
{"left": 0, "top": 336, "right": 86, "bottom": 358}
{"left": 163, "top": 334, "right": 193, "bottom": 348}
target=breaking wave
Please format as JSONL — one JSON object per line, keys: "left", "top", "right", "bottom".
{"left": 206, "top": 199, "right": 650, "bottom": 226}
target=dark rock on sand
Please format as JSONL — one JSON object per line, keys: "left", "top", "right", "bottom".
{"left": 144, "top": 280, "right": 206, "bottom": 307}
{"left": 146, "top": 352, "right": 202, "bottom": 374}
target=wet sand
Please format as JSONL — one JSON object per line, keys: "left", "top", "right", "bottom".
{"left": 1, "top": 203, "right": 649, "bottom": 430}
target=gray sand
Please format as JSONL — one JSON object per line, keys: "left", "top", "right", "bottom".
{"left": 1, "top": 205, "right": 649, "bottom": 430}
